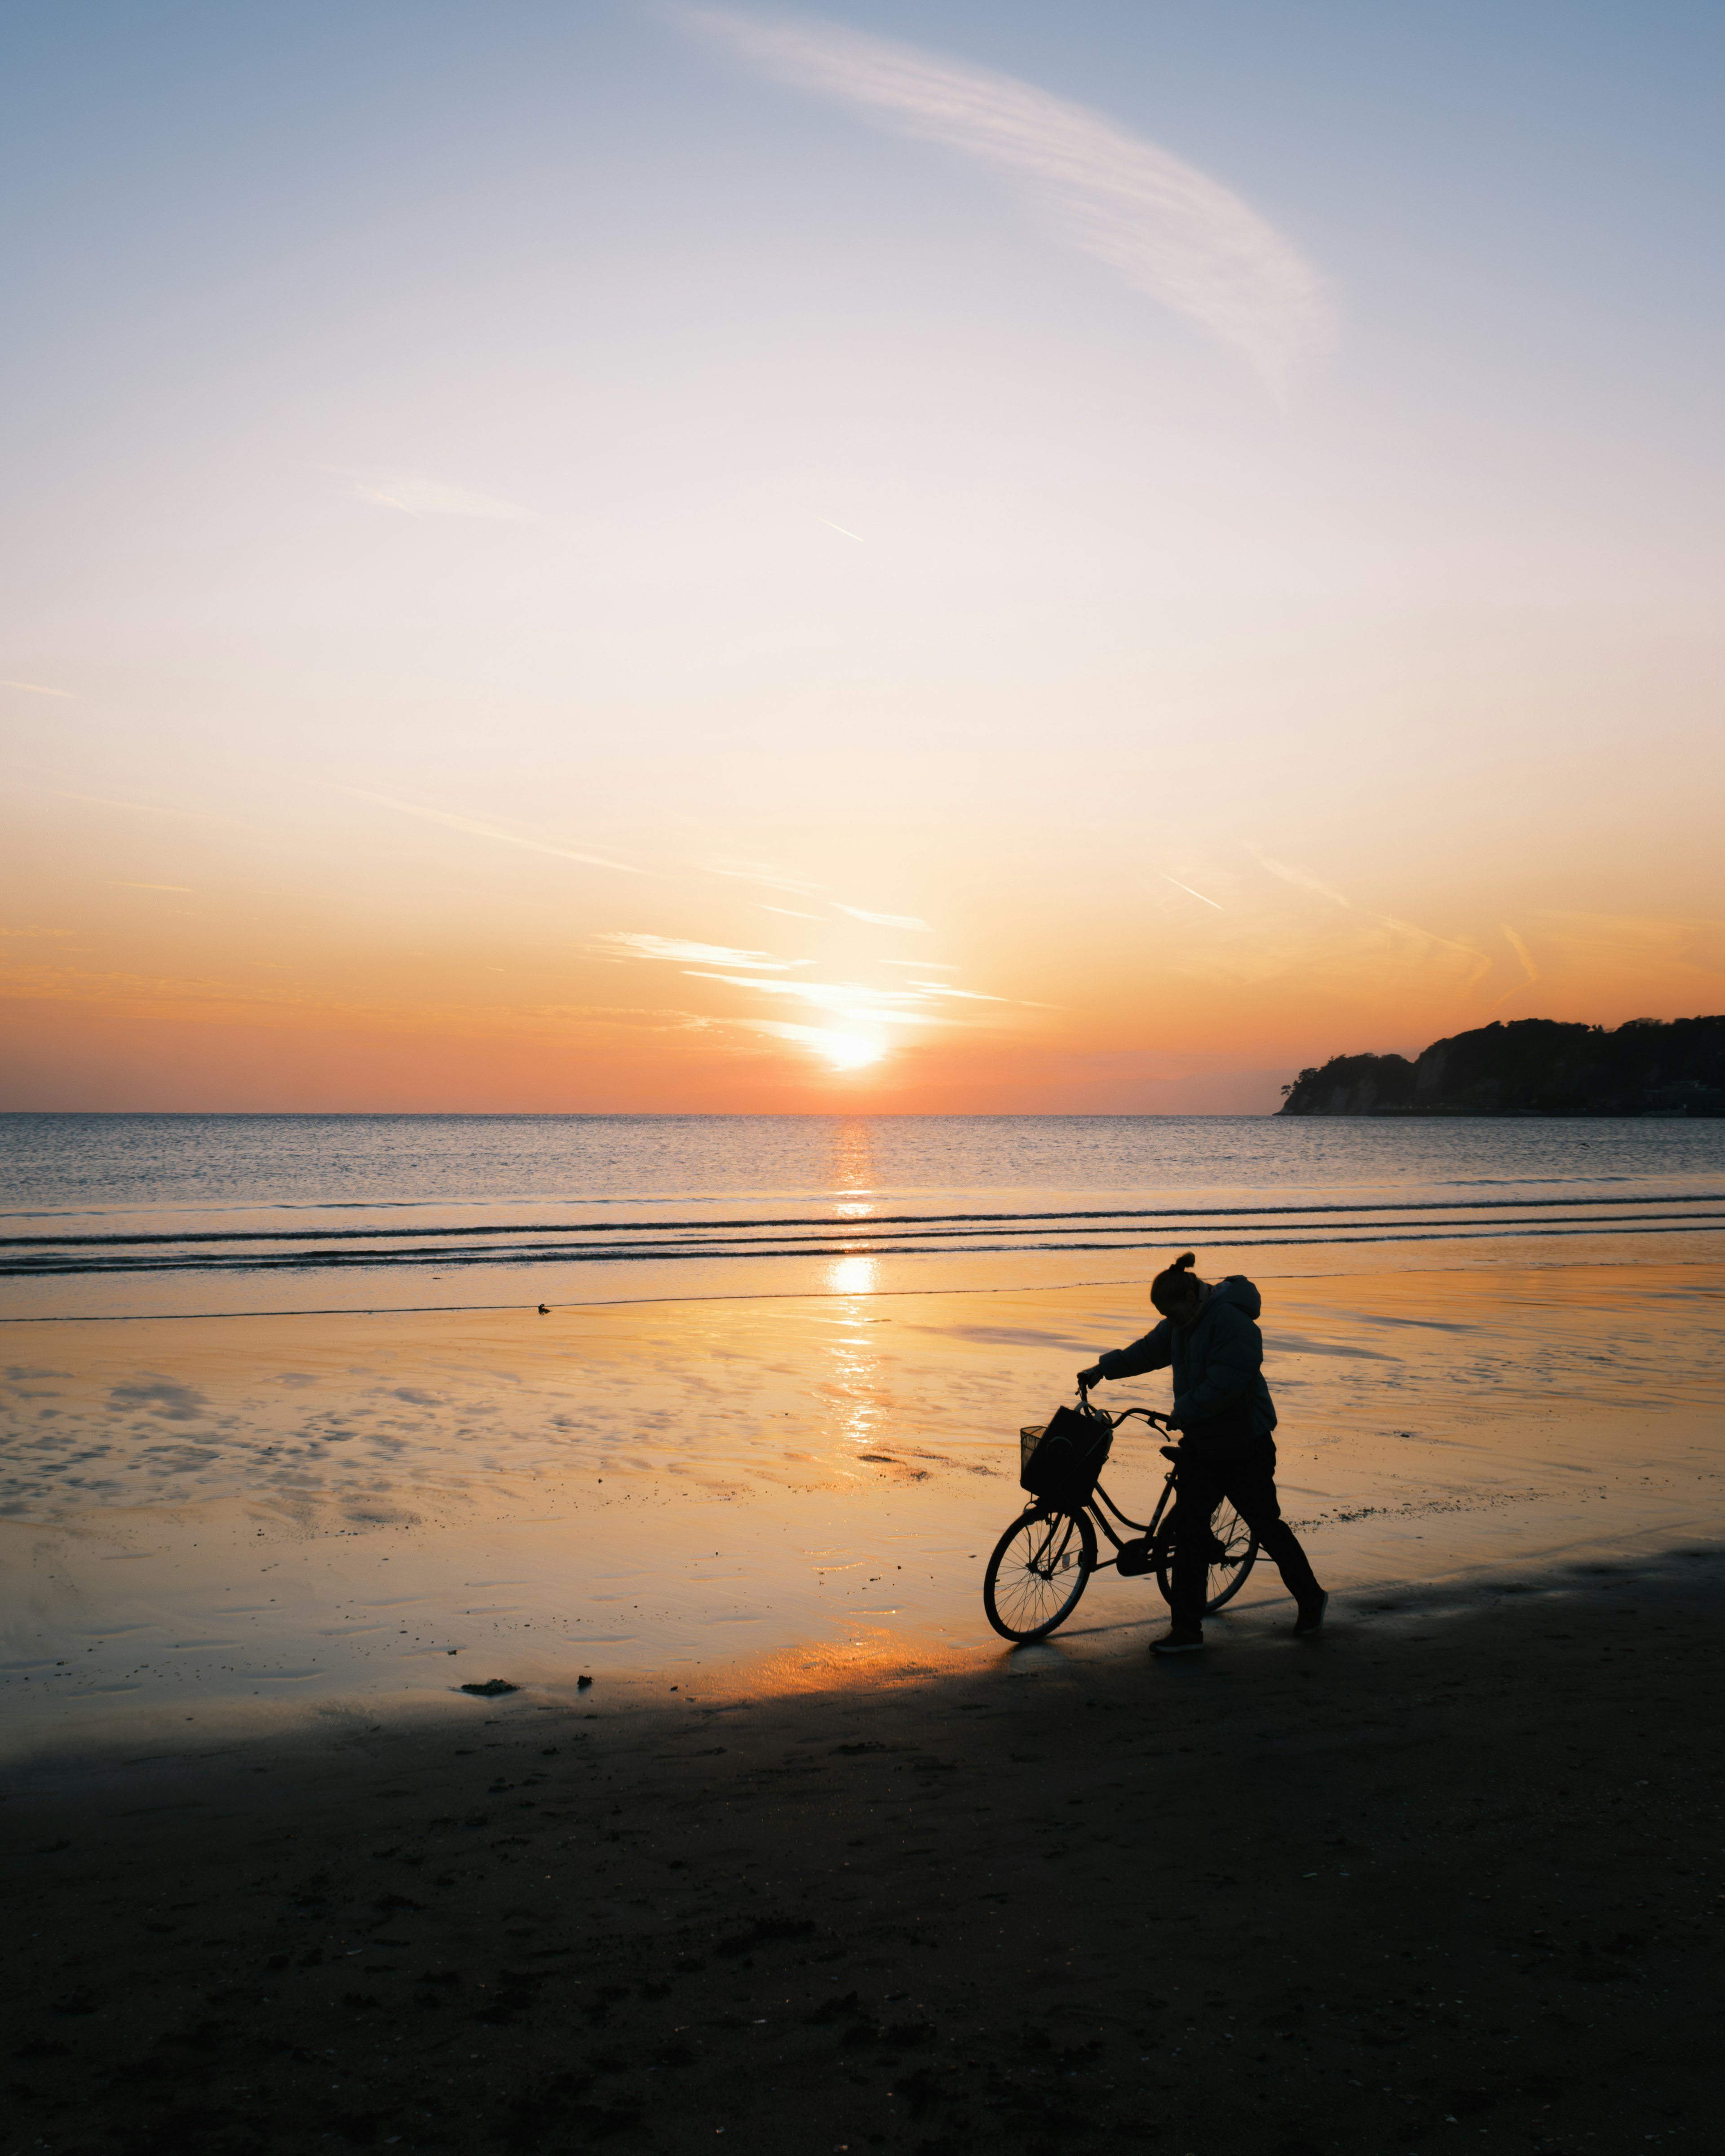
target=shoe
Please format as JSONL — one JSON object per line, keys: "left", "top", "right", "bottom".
{"left": 1151, "top": 1627, "right": 1205, "bottom": 1655}
{"left": 1294, "top": 1590, "right": 1329, "bottom": 1635}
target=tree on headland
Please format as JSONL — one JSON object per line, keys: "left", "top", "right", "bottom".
{"left": 1278, "top": 1016, "right": 1725, "bottom": 1116}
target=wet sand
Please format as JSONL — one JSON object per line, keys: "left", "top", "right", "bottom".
{"left": 4, "top": 1544, "right": 1721, "bottom": 2156}
{"left": 4, "top": 1253, "right": 1723, "bottom": 2152}
{"left": 4, "top": 1261, "right": 1724, "bottom": 1754}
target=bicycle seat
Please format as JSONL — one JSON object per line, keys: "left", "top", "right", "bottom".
{"left": 1159, "top": 1444, "right": 1182, "bottom": 1463}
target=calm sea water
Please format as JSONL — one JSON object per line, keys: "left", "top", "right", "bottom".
{"left": 3, "top": 1112, "right": 1723, "bottom": 1320}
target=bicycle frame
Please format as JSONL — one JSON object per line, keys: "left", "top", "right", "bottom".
{"left": 1065, "top": 1403, "right": 1178, "bottom": 1571}
{"left": 984, "top": 1398, "right": 1261, "bottom": 1642}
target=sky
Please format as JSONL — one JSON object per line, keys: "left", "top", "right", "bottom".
{"left": 2, "top": 0, "right": 1722, "bottom": 1113}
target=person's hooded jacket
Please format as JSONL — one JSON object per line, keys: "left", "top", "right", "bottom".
{"left": 1094, "top": 1275, "right": 1277, "bottom": 1442}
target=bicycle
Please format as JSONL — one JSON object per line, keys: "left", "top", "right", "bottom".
{"left": 982, "top": 1390, "right": 1261, "bottom": 1644}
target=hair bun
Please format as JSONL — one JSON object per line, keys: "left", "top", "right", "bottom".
{"left": 1149, "top": 1252, "right": 1202, "bottom": 1314}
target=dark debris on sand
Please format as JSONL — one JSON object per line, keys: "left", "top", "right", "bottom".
{"left": 4, "top": 1555, "right": 1722, "bottom": 2154}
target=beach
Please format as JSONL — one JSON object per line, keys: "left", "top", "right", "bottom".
{"left": 4, "top": 1259, "right": 1723, "bottom": 1754}
{"left": 5, "top": 1543, "right": 1720, "bottom": 2155}
{"left": 4, "top": 1119, "right": 1724, "bottom": 2152}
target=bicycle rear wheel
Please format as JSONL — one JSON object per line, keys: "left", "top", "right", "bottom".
{"left": 1153, "top": 1498, "right": 1260, "bottom": 1615}
{"left": 982, "top": 1506, "right": 1097, "bottom": 1642}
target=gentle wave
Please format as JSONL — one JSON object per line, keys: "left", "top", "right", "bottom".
{"left": 7, "top": 1192, "right": 1724, "bottom": 1277}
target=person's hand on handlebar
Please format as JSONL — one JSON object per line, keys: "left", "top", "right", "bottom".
{"left": 1076, "top": 1363, "right": 1106, "bottom": 1390}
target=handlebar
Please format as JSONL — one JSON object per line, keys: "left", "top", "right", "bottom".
{"left": 1116, "top": 1406, "right": 1173, "bottom": 1431}
{"left": 1076, "top": 1390, "right": 1172, "bottom": 1433}
{"left": 1077, "top": 1380, "right": 1174, "bottom": 1435}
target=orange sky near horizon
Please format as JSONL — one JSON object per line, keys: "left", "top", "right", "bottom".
{"left": 5, "top": 715, "right": 1721, "bottom": 1113}
{"left": 4, "top": 4, "right": 1722, "bottom": 1115}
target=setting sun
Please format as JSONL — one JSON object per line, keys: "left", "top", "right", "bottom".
{"left": 822, "top": 1033, "right": 886, "bottom": 1072}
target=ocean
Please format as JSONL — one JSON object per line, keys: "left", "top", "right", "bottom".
{"left": 4, "top": 1111, "right": 1724, "bottom": 1323}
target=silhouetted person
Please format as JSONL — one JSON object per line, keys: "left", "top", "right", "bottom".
{"left": 1079, "top": 1251, "right": 1327, "bottom": 1655}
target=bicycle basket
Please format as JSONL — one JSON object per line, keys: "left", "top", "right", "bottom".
{"left": 1019, "top": 1403, "right": 1114, "bottom": 1507}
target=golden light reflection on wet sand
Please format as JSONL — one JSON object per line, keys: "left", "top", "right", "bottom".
{"left": 3, "top": 1261, "right": 1722, "bottom": 1754}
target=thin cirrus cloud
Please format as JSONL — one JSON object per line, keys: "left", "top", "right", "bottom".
{"left": 346, "top": 791, "right": 641, "bottom": 875}
{"left": 1250, "top": 848, "right": 1350, "bottom": 908}
{"left": 330, "top": 468, "right": 536, "bottom": 521}
{"left": 682, "top": 972, "right": 950, "bottom": 1025}
{"left": 1162, "top": 873, "right": 1224, "bottom": 911}
{"left": 1502, "top": 925, "right": 1540, "bottom": 985}
{"left": 596, "top": 932, "right": 810, "bottom": 970}
{"left": 832, "top": 901, "right": 931, "bottom": 930}
{"left": 680, "top": 7, "right": 1334, "bottom": 389}
{"left": 703, "top": 857, "right": 826, "bottom": 895}
{"left": 1, "top": 678, "right": 72, "bottom": 698}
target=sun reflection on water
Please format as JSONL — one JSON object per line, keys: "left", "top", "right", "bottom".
{"left": 831, "top": 1116, "right": 874, "bottom": 1198}
{"left": 827, "top": 1254, "right": 880, "bottom": 1299}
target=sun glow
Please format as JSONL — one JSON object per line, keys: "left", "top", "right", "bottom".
{"left": 823, "top": 1033, "right": 885, "bottom": 1070}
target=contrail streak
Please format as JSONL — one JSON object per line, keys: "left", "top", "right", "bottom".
{"left": 1502, "top": 925, "right": 1540, "bottom": 984}
{"left": 345, "top": 791, "right": 642, "bottom": 875}
{"left": 834, "top": 902, "right": 930, "bottom": 929}
{"left": 681, "top": 7, "right": 1333, "bottom": 389}
{"left": 1163, "top": 874, "right": 1224, "bottom": 910}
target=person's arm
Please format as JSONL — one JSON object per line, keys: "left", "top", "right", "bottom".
{"left": 1168, "top": 1304, "right": 1259, "bottom": 1425}
{"left": 1077, "top": 1317, "right": 1173, "bottom": 1388}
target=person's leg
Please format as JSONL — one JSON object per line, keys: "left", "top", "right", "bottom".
{"left": 1168, "top": 1461, "right": 1227, "bottom": 1632}
{"left": 1222, "top": 1453, "right": 1323, "bottom": 1609}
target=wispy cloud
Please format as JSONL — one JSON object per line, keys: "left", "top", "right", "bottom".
{"left": 108, "top": 882, "right": 194, "bottom": 893}
{"left": 331, "top": 468, "right": 536, "bottom": 521}
{"left": 1162, "top": 873, "right": 1224, "bottom": 911}
{"left": 1250, "top": 848, "right": 1349, "bottom": 907}
{"left": 818, "top": 517, "right": 865, "bottom": 541}
{"left": 1380, "top": 914, "right": 1477, "bottom": 959}
{"left": 682, "top": 8, "right": 1333, "bottom": 389}
{"left": 683, "top": 972, "right": 948, "bottom": 1025}
{"left": 906, "top": 981, "right": 1007, "bottom": 1001}
{"left": 532, "top": 1003, "right": 725, "bottom": 1034}
{"left": 833, "top": 901, "right": 931, "bottom": 930}
{"left": 55, "top": 791, "right": 217, "bottom": 821}
{"left": 705, "top": 857, "right": 826, "bottom": 895}
{"left": 0, "top": 678, "right": 72, "bottom": 698}
{"left": 755, "top": 902, "right": 823, "bottom": 919}
{"left": 740, "top": 1017, "right": 891, "bottom": 1068}
{"left": 1502, "top": 925, "right": 1540, "bottom": 985}
{"left": 597, "top": 932, "right": 809, "bottom": 970}
{"left": 346, "top": 791, "right": 641, "bottom": 875}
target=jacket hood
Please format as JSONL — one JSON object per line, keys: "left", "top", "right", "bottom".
{"left": 1211, "top": 1274, "right": 1262, "bottom": 1321}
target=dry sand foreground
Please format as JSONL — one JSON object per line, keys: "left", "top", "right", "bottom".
{"left": 4, "top": 1550, "right": 1721, "bottom": 2156}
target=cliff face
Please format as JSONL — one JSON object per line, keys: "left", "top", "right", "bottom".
{"left": 1279, "top": 1016, "right": 1725, "bottom": 1115}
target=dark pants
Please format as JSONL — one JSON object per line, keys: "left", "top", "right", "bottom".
{"left": 1171, "top": 1433, "right": 1321, "bottom": 1630}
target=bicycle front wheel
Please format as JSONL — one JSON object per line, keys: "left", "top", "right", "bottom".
{"left": 982, "top": 1506, "right": 1097, "bottom": 1643}
{"left": 1153, "top": 1498, "right": 1260, "bottom": 1615}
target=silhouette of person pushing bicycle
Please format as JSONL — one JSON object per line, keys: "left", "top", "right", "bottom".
{"left": 1079, "top": 1253, "right": 1327, "bottom": 1655}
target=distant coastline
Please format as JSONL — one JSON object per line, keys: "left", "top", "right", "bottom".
{"left": 1279, "top": 1015, "right": 1725, "bottom": 1117}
